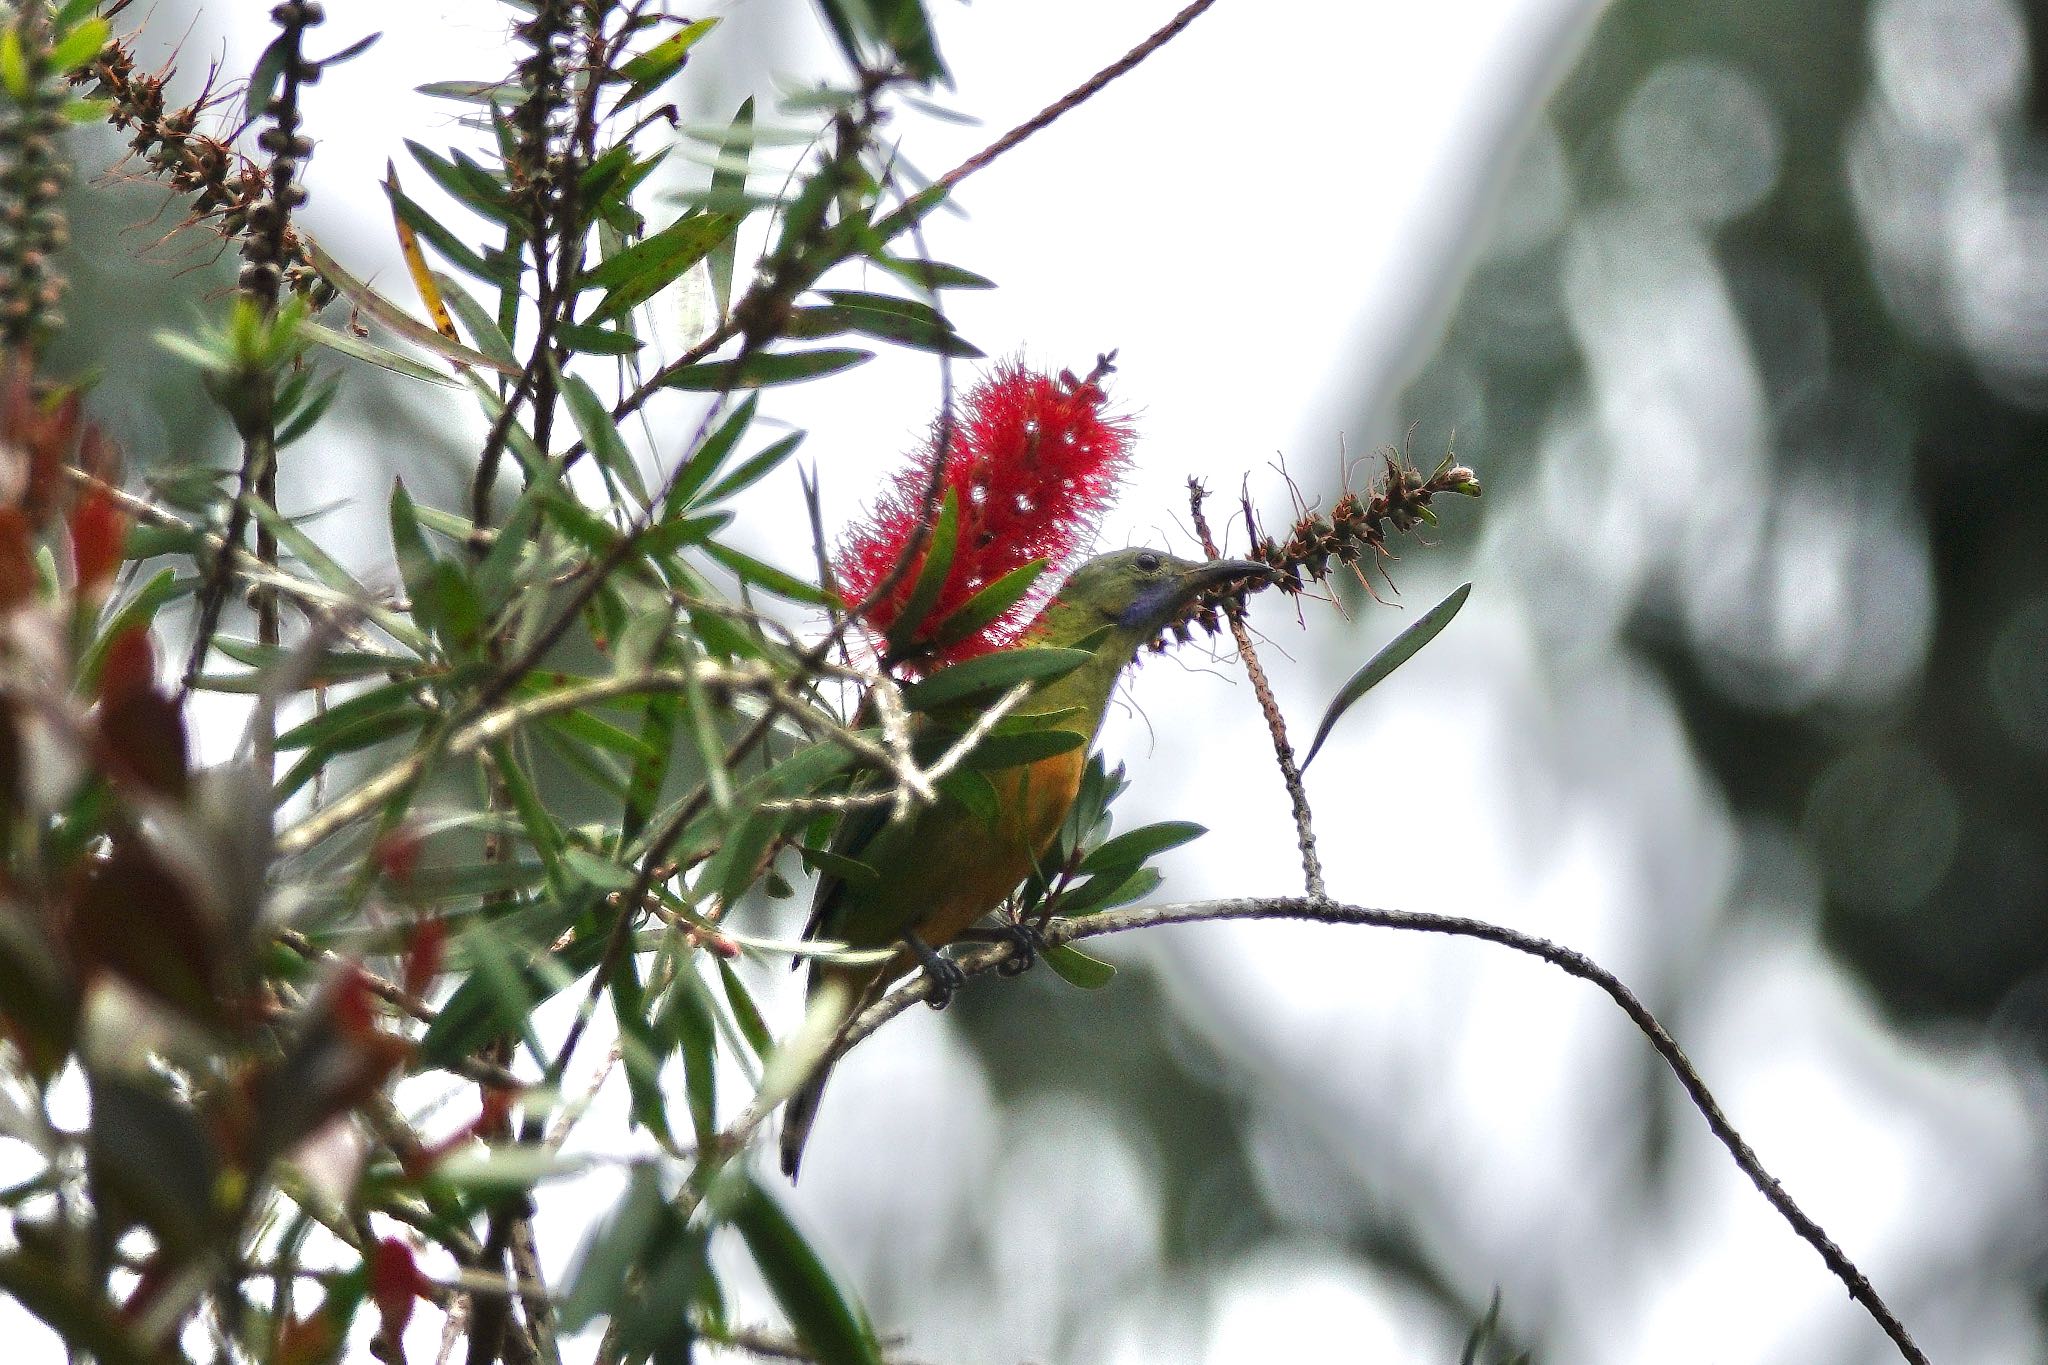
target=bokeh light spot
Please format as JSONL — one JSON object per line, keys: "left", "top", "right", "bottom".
{"left": 1801, "top": 741, "right": 1961, "bottom": 912}
{"left": 1617, "top": 59, "right": 1782, "bottom": 224}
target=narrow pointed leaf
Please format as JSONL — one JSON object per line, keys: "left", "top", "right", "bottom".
{"left": 1299, "top": 582, "right": 1471, "bottom": 771}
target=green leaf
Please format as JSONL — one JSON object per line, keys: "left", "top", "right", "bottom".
{"left": 1298, "top": 582, "right": 1472, "bottom": 771}
{"left": 902, "top": 646, "right": 1092, "bottom": 712}
{"left": 387, "top": 481, "right": 441, "bottom": 638}
{"left": 431, "top": 1146, "right": 592, "bottom": 1193}
{"left": 1056, "top": 864, "right": 1162, "bottom": 917}
{"left": 320, "top": 32, "right": 382, "bottom": 68}
{"left": 791, "top": 301, "right": 979, "bottom": 358}
{"left": 436, "top": 272, "right": 519, "bottom": 368}
{"left": 723, "top": 1175, "right": 881, "bottom": 1365}
{"left": 702, "top": 806, "right": 782, "bottom": 912}
{"left": 405, "top": 140, "right": 518, "bottom": 225}
{"left": 60, "top": 96, "right": 113, "bottom": 122}
{"left": 210, "top": 638, "right": 411, "bottom": 685}
{"left": 562, "top": 372, "right": 648, "bottom": 504}
{"left": 415, "top": 78, "right": 518, "bottom": 106}
{"left": 700, "top": 542, "right": 832, "bottom": 605}
{"left": 641, "top": 511, "right": 731, "bottom": 559}
{"left": 244, "top": 33, "right": 290, "bottom": 120}
{"left": 717, "top": 958, "right": 774, "bottom": 1061}
{"left": 796, "top": 845, "right": 877, "bottom": 886}
{"left": 300, "top": 320, "right": 461, "bottom": 388}
{"left": 929, "top": 558, "right": 1046, "bottom": 648}
{"left": 707, "top": 98, "right": 754, "bottom": 316}
{"left": 307, "top": 232, "right": 528, "bottom": 376}
{"left": 955, "top": 727, "right": 1087, "bottom": 771}
{"left": 882, "top": 488, "right": 957, "bottom": 649}
{"left": 874, "top": 256, "right": 995, "bottom": 291}
{"left": 563, "top": 848, "right": 637, "bottom": 892}
{"left": 557, "top": 321, "right": 643, "bottom": 356}
{"left": 1042, "top": 942, "right": 1116, "bottom": 989}
{"left": 925, "top": 770, "right": 991, "bottom": 837}
{"left": 1078, "top": 821, "right": 1206, "bottom": 875}
{"left": 584, "top": 213, "right": 737, "bottom": 323}
{"left": 429, "top": 558, "right": 486, "bottom": 654}
{"left": 818, "top": 289, "right": 952, "bottom": 326}
{"left": 663, "top": 394, "right": 756, "bottom": 515}
{"left": 660, "top": 348, "right": 871, "bottom": 391}
{"left": 77, "top": 569, "right": 183, "bottom": 693}
{"left": 384, "top": 181, "right": 520, "bottom": 286}
{"left": 421, "top": 917, "right": 605, "bottom": 1065}
{"left": 276, "top": 677, "right": 426, "bottom": 752}
{"left": 49, "top": 16, "right": 110, "bottom": 72}
{"left": 695, "top": 432, "right": 801, "bottom": 507}
{"left": 410, "top": 861, "right": 548, "bottom": 902}
{"left": 274, "top": 373, "right": 341, "bottom": 449}
{"left": 611, "top": 953, "right": 676, "bottom": 1145}
{"left": 656, "top": 968, "right": 718, "bottom": 1147}
{"left": 492, "top": 739, "right": 568, "bottom": 888}
{"left": 615, "top": 16, "right": 718, "bottom": 104}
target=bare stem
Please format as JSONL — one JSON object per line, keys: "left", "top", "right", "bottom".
{"left": 813, "top": 896, "right": 1929, "bottom": 1365}
{"left": 1190, "top": 479, "right": 1325, "bottom": 898}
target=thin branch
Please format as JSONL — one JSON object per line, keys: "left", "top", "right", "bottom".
{"left": 811, "top": 896, "right": 1928, "bottom": 1365}
{"left": 275, "top": 663, "right": 773, "bottom": 855}
{"left": 62, "top": 465, "right": 413, "bottom": 646}
{"left": 1189, "top": 479, "right": 1324, "bottom": 898}
{"left": 932, "top": 0, "right": 1222, "bottom": 194}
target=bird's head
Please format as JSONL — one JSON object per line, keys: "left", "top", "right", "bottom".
{"left": 1052, "top": 547, "right": 1269, "bottom": 642}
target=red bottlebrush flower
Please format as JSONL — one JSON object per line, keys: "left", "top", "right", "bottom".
{"left": 375, "top": 822, "right": 425, "bottom": 890}
{"left": 401, "top": 917, "right": 446, "bottom": 999}
{"left": 835, "top": 356, "right": 1133, "bottom": 669}
{"left": 69, "top": 482, "right": 127, "bottom": 601}
{"left": 369, "top": 1237, "right": 434, "bottom": 1345}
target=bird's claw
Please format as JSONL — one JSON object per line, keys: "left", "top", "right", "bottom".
{"left": 903, "top": 932, "right": 964, "bottom": 1010}
{"left": 922, "top": 955, "right": 965, "bottom": 1009}
{"left": 994, "top": 920, "right": 1045, "bottom": 977}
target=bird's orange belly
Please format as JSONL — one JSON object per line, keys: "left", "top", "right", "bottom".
{"left": 914, "top": 745, "right": 1087, "bottom": 951}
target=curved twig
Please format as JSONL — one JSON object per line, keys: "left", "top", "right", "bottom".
{"left": 932, "top": 0, "right": 1222, "bottom": 194}
{"left": 822, "top": 896, "right": 1929, "bottom": 1365}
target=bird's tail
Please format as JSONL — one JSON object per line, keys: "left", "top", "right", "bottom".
{"left": 758, "top": 972, "right": 863, "bottom": 1183}
{"left": 778, "top": 1065, "right": 830, "bottom": 1181}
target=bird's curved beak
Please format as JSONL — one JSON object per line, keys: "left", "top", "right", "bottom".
{"left": 1118, "top": 557, "right": 1274, "bottom": 630}
{"left": 1183, "top": 558, "right": 1271, "bottom": 593}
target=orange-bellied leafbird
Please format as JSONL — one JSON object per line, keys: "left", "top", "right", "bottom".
{"left": 779, "top": 548, "right": 1263, "bottom": 1179}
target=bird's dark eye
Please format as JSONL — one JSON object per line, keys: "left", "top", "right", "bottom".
{"left": 1134, "top": 551, "right": 1162, "bottom": 573}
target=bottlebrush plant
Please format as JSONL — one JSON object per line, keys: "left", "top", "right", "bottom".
{"left": 19, "top": 6, "right": 1905, "bottom": 1365}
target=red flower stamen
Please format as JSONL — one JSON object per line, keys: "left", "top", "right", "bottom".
{"left": 836, "top": 356, "right": 1133, "bottom": 669}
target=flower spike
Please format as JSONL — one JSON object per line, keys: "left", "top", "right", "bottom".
{"left": 836, "top": 355, "right": 1134, "bottom": 669}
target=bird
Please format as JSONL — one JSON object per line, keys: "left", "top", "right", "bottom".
{"left": 778, "top": 546, "right": 1264, "bottom": 1179}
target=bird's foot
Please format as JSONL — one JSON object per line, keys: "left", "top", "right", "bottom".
{"left": 903, "top": 933, "right": 965, "bottom": 1010}
{"left": 993, "top": 920, "right": 1045, "bottom": 977}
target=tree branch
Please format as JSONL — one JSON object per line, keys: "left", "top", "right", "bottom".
{"left": 932, "top": 0, "right": 1222, "bottom": 194}
{"left": 822, "top": 896, "right": 1929, "bottom": 1365}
